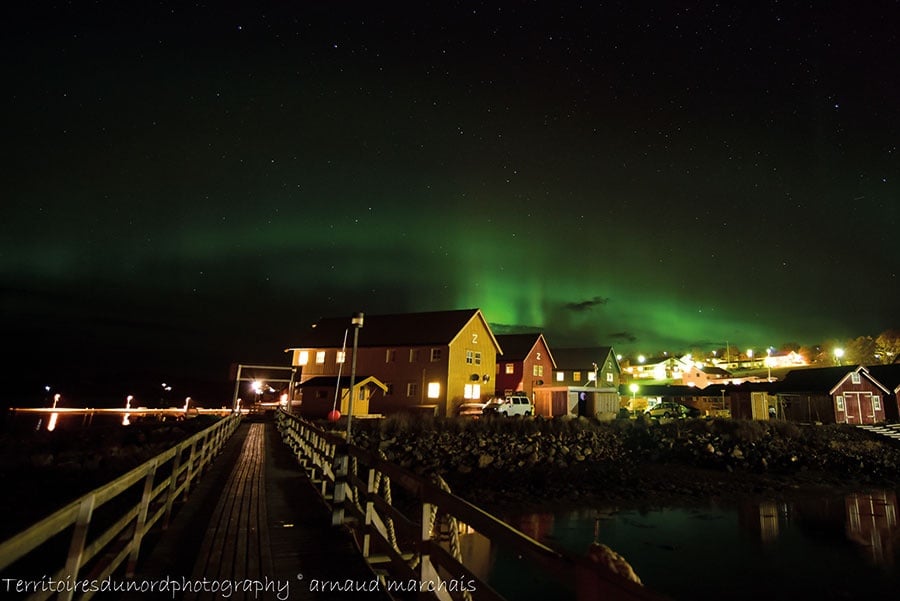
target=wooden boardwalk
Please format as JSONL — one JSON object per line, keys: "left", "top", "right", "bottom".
{"left": 130, "top": 419, "right": 389, "bottom": 600}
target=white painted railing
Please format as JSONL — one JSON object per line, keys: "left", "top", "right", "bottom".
{"left": 0, "top": 414, "right": 242, "bottom": 601}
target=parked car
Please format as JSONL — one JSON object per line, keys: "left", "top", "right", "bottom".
{"left": 483, "top": 394, "right": 534, "bottom": 417}
{"left": 456, "top": 401, "right": 488, "bottom": 417}
{"left": 645, "top": 401, "right": 699, "bottom": 419}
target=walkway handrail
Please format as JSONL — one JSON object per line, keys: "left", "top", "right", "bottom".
{"left": 276, "top": 409, "right": 663, "bottom": 601}
{"left": 0, "top": 414, "right": 242, "bottom": 601}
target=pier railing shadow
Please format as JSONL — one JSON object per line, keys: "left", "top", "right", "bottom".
{"left": 276, "top": 409, "right": 665, "bottom": 601}
{"left": 0, "top": 414, "right": 242, "bottom": 601}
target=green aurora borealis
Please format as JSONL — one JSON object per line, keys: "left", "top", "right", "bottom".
{"left": 2, "top": 1, "right": 898, "bottom": 400}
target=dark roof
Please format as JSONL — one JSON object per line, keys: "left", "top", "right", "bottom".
{"left": 776, "top": 365, "right": 876, "bottom": 392}
{"left": 865, "top": 364, "right": 900, "bottom": 391}
{"left": 291, "top": 308, "right": 496, "bottom": 349}
{"left": 554, "top": 347, "right": 615, "bottom": 370}
{"left": 698, "top": 366, "right": 732, "bottom": 377}
{"left": 494, "top": 333, "right": 548, "bottom": 361}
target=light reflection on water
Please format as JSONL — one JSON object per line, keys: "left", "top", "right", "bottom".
{"left": 459, "top": 491, "right": 899, "bottom": 600}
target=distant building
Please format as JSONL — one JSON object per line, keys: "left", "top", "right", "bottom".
{"left": 287, "top": 308, "right": 501, "bottom": 417}
{"left": 623, "top": 355, "right": 691, "bottom": 381}
{"left": 493, "top": 333, "right": 556, "bottom": 399}
{"left": 681, "top": 364, "right": 733, "bottom": 388}
{"left": 534, "top": 347, "right": 621, "bottom": 418}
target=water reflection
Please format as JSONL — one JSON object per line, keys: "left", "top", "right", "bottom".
{"left": 845, "top": 491, "right": 897, "bottom": 566}
{"left": 467, "top": 490, "right": 900, "bottom": 600}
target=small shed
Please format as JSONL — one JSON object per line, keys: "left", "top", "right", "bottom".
{"left": 297, "top": 375, "right": 388, "bottom": 418}
{"left": 532, "top": 386, "right": 619, "bottom": 418}
{"left": 776, "top": 366, "right": 890, "bottom": 424}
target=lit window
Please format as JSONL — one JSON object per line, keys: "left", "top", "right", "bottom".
{"left": 556, "top": 371, "right": 564, "bottom": 382}
{"left": 573, "top": 371, "right": 581, "bottom": 382}
{"left": 851, "top": 372, "right": 861, "bottom": 384}
{"left": 505, "top": 363, "right": 514, "bottom": 374}
{"left": 431, "top": 349, "right": 442, "bottom": 361}
{"left": 406, "top": 383, "right": 418, "bottom": 397}
{"left": 836, "top": 396, "right": 845, "bottom": 411}
{"left": 315, "top": 351, "right": 325, "bottom": 364}
{"left": 606, "top": 372, "right": 614, "bottom": 383}
{"left": 873, "top": 396, "right": 882, "bottom": 411}
{"left": 336, "top": 351, "right": 346, "bottom": 364}
{"left": 533, "top": 365, "right": 544, "bottom": 377}
{"left": 464, "top": 384, "right": 482, "bottom": 399}
{"left": 427, "top": 382, "right": 440, "bottom": 399}
{"left": 297, "top": 351, "right": 309, "bottom": 366}
{"left": 587, "top": 371, "right": 596, "bottom": 382}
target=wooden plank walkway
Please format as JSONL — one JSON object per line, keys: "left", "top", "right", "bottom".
{"left": 186, "top": 423, "right": 273, "bottom": 600}
{"left": 128, "top": 419, "right": 390, "bottom": 600}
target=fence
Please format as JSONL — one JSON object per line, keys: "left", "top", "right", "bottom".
{"left": 276, "top": 409, "right": 663, "bottom": 601}
{"left": 0, "top": 414, "right": 242, "bottom": 601}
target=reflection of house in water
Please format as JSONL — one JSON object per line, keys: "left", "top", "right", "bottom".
{"left": 454, "top": 522, "right": 495, "bottom": 583}
{"left": 737, "top": 501, "right": 782, "bottom": 543}
{"left": 845, "top": 491, "right": 899, "bottom": 565}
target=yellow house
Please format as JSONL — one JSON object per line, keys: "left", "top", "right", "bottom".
{"left": 287, "top": 308, "right": 502, "bottom": 417}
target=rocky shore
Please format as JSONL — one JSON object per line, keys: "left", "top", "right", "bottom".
{"left": 351, "top": 415, "right": 900, "bottom": 508}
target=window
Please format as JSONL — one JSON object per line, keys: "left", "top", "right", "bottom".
{"left": 556, "top": 371, "right": 564, "bottom": 382}
{"left": 409, "top": 349, "right": 420, "bottom": 362}
{"left": 533, "top": 365, "right": 544, "bottom": 377}
{"left": 336, "top": 351, "right": 346, "bottom": 364}
{"left": 464, "top": 384, "right": 481, "bottom": 399}
{"left": 406, "top": 382, "right": 418, "bottom": 397}
{"left": 873, "top": 396, "right": 882, "bottom": 411}
{"left": 606, "top": 372, "right": 614, "bottom": 383}
{"left": 474, "top": 351, "right": 482, "bottom": 365}
{"left": 427, "top": 382, "right": 440, "bottom": 399}
{"left": 385, "top": 349, "right": 396, "bottom": 363}
{"left": 587, "top": 371, "right": 596, "bottom": 382}
{"left": 315, "top": 351, "right": 325, "bottom": 364}
{"left": 505, "top": 363, "right": 515, "bottom": 374}
{"left": 466, "top": 350, "right": 474, "bottom": 364}
{"left": 430, "top": 348, "right": 442, "bottom": 361}
{"left": 851, "top": 372, "right": 861, "bottom": 384}
{"left": 836, "top": 396, "right": 845, "bottom": 411}
{"left": 573, "top": 371, "right": 581, "bottom": 382}
{"left": 297, "top": 351, "right": 309, "bottom": 366}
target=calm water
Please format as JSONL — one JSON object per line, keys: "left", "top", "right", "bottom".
{"left": 460, "top": 491, "right": 900, "bottom": 600}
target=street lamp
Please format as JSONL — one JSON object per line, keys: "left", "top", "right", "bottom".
{"left": 345, "top": 312, "right": 364, "bottom": 439}
{"left": 629, "top": 383, "right": 639, "bottom": 414}
{"left": 834, "top": 347, "right": 845, "bottom": 366}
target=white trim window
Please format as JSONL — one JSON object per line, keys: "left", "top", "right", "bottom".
{"left": 836, "top": 395, "right": 845, "bottom": 412}
{"left": 430, "top": 348, "right": 442, "bottom": 362}
{"left": 406, "top": 382, "right": 418, "bottom": 397}
{"left": 851, "top": 372, "right": 861, "bottom": 384}
{"left": 315, "top": 351, "right": 325, "bottom": 364}
{"left": 873, "top": 395, "right": 882, "bottom": 411}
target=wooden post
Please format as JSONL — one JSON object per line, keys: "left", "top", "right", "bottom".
{"left": 332, "top": 443, "right": 349, "bottom": 525}
{"left": 127, "top": 460, "right": 158, "bottom": 576}
{"left": 163, "top": 444, "right": 184, "bottom": 529}
{"left": 60, "top": 495, "right": 96, "bottom": 601}
{"left": 362, "top": 467, "right": 376, "bottom": 557}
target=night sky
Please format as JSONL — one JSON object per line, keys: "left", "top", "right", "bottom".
{"left": 2, "top": 2, "right": 898, "bottom": 404}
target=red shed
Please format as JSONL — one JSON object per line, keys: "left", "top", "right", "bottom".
{"left": 776, "top": 366, "right": 890, "bottom": 424}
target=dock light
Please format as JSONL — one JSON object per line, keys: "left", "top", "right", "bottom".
{"left": 345, "top": 312, "right": 364, "bottom": 439}
{"left": 123, "top": 395, "right": 133, "bottom": 426}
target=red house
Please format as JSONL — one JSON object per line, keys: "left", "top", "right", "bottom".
{"left": 493, "top": 333, "right": 556, "bottom": 400}
{"left": 775, "top": 366, "right": 891, "bottom": 424}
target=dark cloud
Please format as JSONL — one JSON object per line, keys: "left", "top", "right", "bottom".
{"left": 563, "top": 297, "right": 610, "bottom": 313}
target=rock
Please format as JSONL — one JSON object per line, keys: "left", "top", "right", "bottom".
{"left": 477, "top": 454, "right": 494, "bottom": 468}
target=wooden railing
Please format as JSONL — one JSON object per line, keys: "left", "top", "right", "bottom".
{"left": 0, "top": 414, "right": 242, "bottom": 601}
{"left": 276, "top": 409, "right": 665, "bottom": 601}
